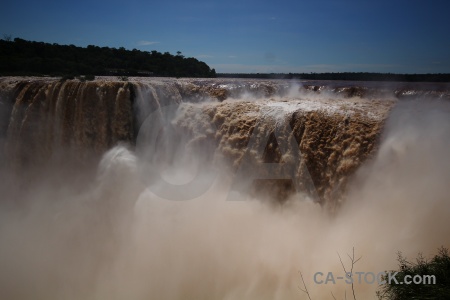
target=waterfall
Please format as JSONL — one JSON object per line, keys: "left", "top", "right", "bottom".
{"left": 2, "top": 80, "right": 134, "bottom": 168}
{"left": 0, "top": 77, "right": 449, "bottom": 299}
{"left": 0, "top": 77, "right": 395, "bottom": 206}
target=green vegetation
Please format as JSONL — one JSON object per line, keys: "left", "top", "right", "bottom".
{"left": 218, "top": 72, "right": 450, "bottom": 82}
{"left": 377, "top": 247, "right": 450, "bottom": 300}
{"left": 117, "top": 76, "right": 129, "bottom": 81}
{"left": 0, "top": 37, "right": 216, "bottom": 78}
{"left": 83, "top": 74, "right": 95, "bottom": 81}
{"left": 59, "top": 74, "right": 75, "bottom": 82}
{"left": 77, "top": 75, "right": 95, "bottom": 82}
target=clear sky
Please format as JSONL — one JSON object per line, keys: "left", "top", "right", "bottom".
{"left": 1, "top": 0, "right": 449, "bottom": 73}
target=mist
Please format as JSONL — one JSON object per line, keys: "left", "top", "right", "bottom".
{"left": 0, "top": 81, "right": 449, "bottom": 299}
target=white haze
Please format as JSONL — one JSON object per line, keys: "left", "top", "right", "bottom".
{"left": 0, "top": 93, "right": 450, "bottom": 299}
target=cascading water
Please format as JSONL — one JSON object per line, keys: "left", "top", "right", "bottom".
{"left": 0, "top": 78, "right": 395, "bottom": 205}
{"left": 2, "top": 79, "right": 134, "bottom": 170}
{"left": 0, "top": 77, "right": 449, "bottom": 299}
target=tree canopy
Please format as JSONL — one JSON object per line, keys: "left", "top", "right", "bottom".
{"left": 0, "top": 38, "right": 216, "bottom": 78}
{"left": 218, "top": 72, "right": 450, "bottom": 82}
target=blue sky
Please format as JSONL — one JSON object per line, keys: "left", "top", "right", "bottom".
{"left": 1, "top": 0, "right": 449, "bottom": 73}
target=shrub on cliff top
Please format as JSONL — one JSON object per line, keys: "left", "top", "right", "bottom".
{"left": 377, "top": 247, "right": 450, "bottom": 300}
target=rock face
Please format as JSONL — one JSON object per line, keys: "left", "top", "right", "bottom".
{"left": 0, "top": 77, "right": 398, "bottom": 206}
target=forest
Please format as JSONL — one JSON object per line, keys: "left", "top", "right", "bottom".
{"left": 1, "top": 37, "right": 448, "bottom": 82}
{"left": 0, "top": 37, "right": 216, "bottom": 78}
{"left": 218, "top": 72, "right": 450, "bottom": 82}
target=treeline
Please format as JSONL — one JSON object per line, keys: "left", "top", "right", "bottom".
{"left": 0, "top": 37, "right": 216, "bottom": 78}
{"left": 218, "top": 72, "right": 450, "bottom": 82}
